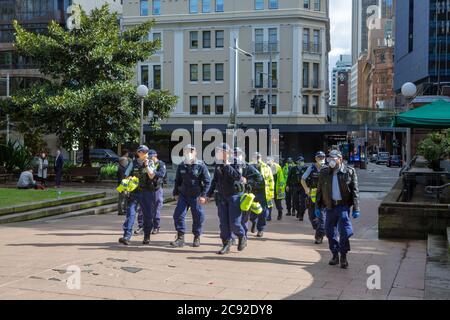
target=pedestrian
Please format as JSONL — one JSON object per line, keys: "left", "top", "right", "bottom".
{"left": 17, "top": 167, "right": 44, "bottom": 190}
{"left": 207, "top": 144, "right": 247, "bottom": 254}
{"left": 249, "top": 152, "right": 274, "bottom": 238}
{"left": 301, "top": 151, "right": 326, "bottom": 244}
{"left": 147, "top": 149, "right": 166, "bottom": 235}
{"left": 118, "top": 145, "right": 162, "bottom": 246}
{"left": 316, "top": 150, "right": 360, "bottom": 269}
{"left": 54, "top": 149, "right": 64, "bottom": 188}
{"left": 117, "top": 156, "right": 129, "bottom": 216}
{"left": 232, "top": 147, "right": 264, "bottom": 239}
{"left": 283, "top": 157, "right": 295, "bottom": 216}
{"left": 266, "top": 156, "right": 286, "bottom": 221}
{"left": 286, "top": 156, "right": 308, "bottom": 221}
{"left": 171, "top": 144, "right": 211, "bottom": 248}
{"left": 37, "top": 152, "right": 49, "bottom": 187}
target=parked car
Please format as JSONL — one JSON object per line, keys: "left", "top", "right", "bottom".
{"left": 387, "top": 155, "right": 403, "bottom": 168}
{"left": 376, "top": 152, "right": 390, "bottom": 165}
{"left": 76, "top": 149, "right": 119, "bottom": 164}
{"left": 370, "top": 154, "right": 378, "bottom": 162}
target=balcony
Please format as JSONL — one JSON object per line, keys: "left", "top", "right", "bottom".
{"left": 302, "top": 79, "right": 324, "bottom": 92}
{"left": 302, "top": 43, "right": 322, "bottom": 55}
{"left": 251, "top": 78, "right": 279, "bottom": 91}
{"left": 252, "top": 41, "right": 279, "bottom": 55}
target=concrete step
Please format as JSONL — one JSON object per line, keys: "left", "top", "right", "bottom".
{"left": 0, "top": 196, "right": 118, "bottom": 224}
{"left": 447, "top": 228, "right": 450, "bottom": 254}
{"left": 425, "top": 234, "right": 450, "bottom": 299}
{"left": 38, "top": 203, "right": 118, "bottom": 222}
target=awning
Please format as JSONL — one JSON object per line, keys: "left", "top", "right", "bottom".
{"left": 393, "top": 99, "right": 450, "bottom": 129}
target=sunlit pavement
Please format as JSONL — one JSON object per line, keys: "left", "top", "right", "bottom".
{"left": 0, "top": 164, "right": 426, "bottom": 300}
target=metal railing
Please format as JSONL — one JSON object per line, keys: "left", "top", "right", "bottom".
{"left": 252, "top": 78, "right": 278, "bottom": 89}
{"left": 252, "top": 41, "right": 279, "bottom": 54}
{"left": 302, "top": 43, "right": 322, "bottom": 54}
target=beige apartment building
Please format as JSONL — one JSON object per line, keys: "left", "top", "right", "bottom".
{"left": 123, "top": 0, "right": 337, "bottom": 161}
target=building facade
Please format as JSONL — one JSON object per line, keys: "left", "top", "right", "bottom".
{"left": 330, "top": 54, "right": 352, "bottom": 107}
{"left": 123, "top": 0, "right": 333, "bottom": 161}
{"left": 394, "top": 0, "right": 450, "bottom": 95}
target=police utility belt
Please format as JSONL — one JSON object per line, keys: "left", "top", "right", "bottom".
{"left": 332, "top": 200, "right": 346, "bottom": 206}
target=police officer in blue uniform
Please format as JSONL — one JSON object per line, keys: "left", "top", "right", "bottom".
{"left": 301, "top": 151, "right": 326, "bottom": 244}
{"left": 286, "top": 156, "right": 308, "bottom": 221}
{"left": 147, "top": 149, "right": 166, "bottom": 234}
{"left": 171, "top": 144, "right": 211, "bottom": 248}
{"left": 119, "top": 145, "right": 163, "bottom": 246}
{"left": 207, "top": 143, "right": 247, "bottom": 255}
{"left": 232, "top": 147, "right": 264, "bottom": 238}
{"left": 316, "top": 150, "right": 360, "bottom": 269}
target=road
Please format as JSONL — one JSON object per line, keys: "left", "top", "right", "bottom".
{"left": 0, "top": 164, "right": 427, "bottom": 300}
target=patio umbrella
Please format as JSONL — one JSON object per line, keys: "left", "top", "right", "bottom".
{"left": 393, "top": 99, "right": 450, "bottom": 129}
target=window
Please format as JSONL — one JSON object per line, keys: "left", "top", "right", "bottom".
{"left": 313, "top": 30, "right": 320, "bottom": 53}
{"left": 303, "top": 28, "right": 310, "bottom": 51}
{"left": 215, "top": 96, "right": 224, "bottom": 114}
{"left": 255, "top": 28, "right": 264, "bottom": 52}
{"left": 190, "top": 31, "right": 198, "bottom": 49}
{"left": 202, "top": 0, "right": 211, "bottom": 13}
{"left": 314, "top": 0, "right": 321, "bottom": 11}
{"left": 190, "top": 64, "right": 198, "bottom": 81}
{"left": 255, "top": 62, "right": 264, "bottom": 88}
{"left": 313, "top": 63, "right": 319, "bottom": 88}
{"left": 303, "top": 96, "right": 309, "bottom": 114}
{"left": 254, "top": 95, "right": 264, "bottom": 114}
{"left": 269, "top": 0, "right": 278, "bottom": 9}
{"left": 140, "top": 0, "right": 148, "bottom": 16}
{"left": 215, "top": 30, "right": 224, "bottom": 48}
{"left": 190, "top": 0, "right": 198, "bottom": 13}
{"left": 304, "top": 0, "right": 310, "bottom": 9}
{"left": 268, "top": 28, "right": 277, "bottom": 52}
{"left": 303, "top": 62, "right": 309, "bottom": 88}
{"left": 255, "top": 0, "right": 264, "bottom": 10}
{"left": 270, "top": 95, "right": 277, "bottom": 114}
{"left": 153, "top": 65, "right": 161, "bottom": 89}
{"left": 202, "top": 31, "right": 211, "bottom": 48}
{"left": 312, "top": 96, "right": 319, "bottom": 114}
{"left": 202, "top": 64, "right": 211, "bottom": 81}
{"left": 202, "top": 96, "right": 211, "bottom": 114}
{"left": 215, "top": 0, "right": 224, "bottom": 12}
{"left": 190, "top": 96, "right": 198, "bottom": 114}
{"left": 152, "top": 32, "right": 162, "bottom": 50}
{"left": 140, "top": 65, "right": 149, "bottom": 86}
{"left": 268, "top": 62, "right": 277, "bottom": 88}
{"left": 152, "top": 0, "right": 160, "bottom": 15}
{"left": 215, "top": 63, "right": 224, "bottom": 81}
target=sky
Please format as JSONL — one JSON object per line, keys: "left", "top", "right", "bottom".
{"left": 329, "top": 0, "right": 353, "bottom": 75}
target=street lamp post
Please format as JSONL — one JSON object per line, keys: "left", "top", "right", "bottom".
{"left": 401, "top": 82, "right": 417, "bottom": 164}
{"left": 137, "top": 85, "right": 149, "bottom": 145}
{"left": 230, "top": 38, "right": 253, "bottom": 149}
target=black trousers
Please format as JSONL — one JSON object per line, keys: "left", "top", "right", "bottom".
{"left": 292, "top": 186, "right": 307, "bottom": 218}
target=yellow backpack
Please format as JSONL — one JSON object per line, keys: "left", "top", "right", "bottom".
{"left": 117, "top": 176, "right": 139, "bottom": 193}
{"left": 240, "top": 193, "right": 255, "bottom": 212}
{"left": 250, "top": 201, "right": 263, "bottom": 215}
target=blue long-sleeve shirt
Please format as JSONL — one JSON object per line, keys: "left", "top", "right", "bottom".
{"left": 207, "top": 164, "right": 242, "bottom": 198}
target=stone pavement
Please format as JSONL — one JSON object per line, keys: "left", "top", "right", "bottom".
{"left": 0, "top": 190, "right": 428, "bottom": 300}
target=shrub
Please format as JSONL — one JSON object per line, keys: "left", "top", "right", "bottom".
{"left": 417, "top": 130, "right": 450, "bottom": 165}
{"left": 100, "top": 163, "right": 118, "bottom": 180}
{"left": 0, "top": 140, "right": 33, "bottom": 173}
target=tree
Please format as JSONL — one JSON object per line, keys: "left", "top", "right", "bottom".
{"left": 11, "top": 4, "right": 177, "bottom": 166}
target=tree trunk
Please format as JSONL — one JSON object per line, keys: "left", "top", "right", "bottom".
{"left": 82, "top": 139, "right": 91, "bottom": 167}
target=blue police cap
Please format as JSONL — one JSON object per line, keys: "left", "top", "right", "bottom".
{"left": 315, "top": 151, "right": 326, "bottom": 158}
{"left": 296, "top": 156, "right": 305, "bottom": 162}
{"left": 137, "top": 145, "right": 149, "bottom": 153}
{"left": 183, "top": 144, "right": 196, "bottom": 151}
{"left": 216, "top": 143, "right": 231, "bottom": 152}
{"left": 148, "top": 149, "right": 157, "bottom": 157}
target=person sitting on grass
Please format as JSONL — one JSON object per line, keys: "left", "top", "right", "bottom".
{"left": 17, "top": 167, "right": 45, "bottom": 190}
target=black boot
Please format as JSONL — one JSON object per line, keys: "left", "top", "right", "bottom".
{"left": 143, "top": 235, "right": 150, "bottom": 245}
{"left": 340, "top": 253, "right": 349, "bottom": 269}
{"left": 193, "top": 236, "right": 201, "bottom": 248}
{"left": 314, "top": 236, "right": 323, "bottom": 245}
{"left": 237, "top": 236, "right": 247, "bottom": 251}
{"left": 256, "top": 231, "right": 264, "bottom": 238}
{"left": 329, "top": 253, "right": 339, "bottom": 266}
{"left": 218, "top": 240, "right": 231, "bottom": 255}
{"left": 251, "top": 221, "right": 256, "bottom": 234}
{"left": 151, "top": 228, "right": 160, "bottom": 235}
{"left": 286, "top": 210, "right": 292, "bottom": 216}
{"left": 170, "top": 232, "right": 185, "bottom": 248}
{"left": 118, "top": 237, "right": 130, "bottom": 246}
{"left": 277, "top": 211, "right": 283, "bottom": 221}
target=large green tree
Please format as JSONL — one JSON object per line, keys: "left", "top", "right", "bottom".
{"left": 11, "top": 4, "right": 177, "bottom": 166}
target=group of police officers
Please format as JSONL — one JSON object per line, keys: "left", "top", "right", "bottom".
{"left": 118, "top": 143, "right": 360, "bottom": 269}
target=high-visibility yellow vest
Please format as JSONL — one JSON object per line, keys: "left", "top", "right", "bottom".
{"left": 240, "top": 193, "right": 255, "bottom": 212}
{"left": 117, "top": 176, "right": 139, "bottom": 193}
{"left": 257, "top": 161, "right": 274, "bottom": 207}
{"left": 250, "top": 201, "right": 263, "bottom": 215}
{"left": 310, "top": 188, "right": 317, "bottom": 203}
{"left": 270, "top": 162, "right": 286, "bottom": 200}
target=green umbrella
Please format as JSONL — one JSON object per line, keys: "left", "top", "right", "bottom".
{"left": 393, "top": 99, "right": 450, "bottom": 129}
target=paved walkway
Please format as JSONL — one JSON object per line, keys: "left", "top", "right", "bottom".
{"left": 0, "top": 191, "right": 427, "bottom": 300}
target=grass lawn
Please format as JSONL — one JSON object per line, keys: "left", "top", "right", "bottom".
{"left": 0, "top": 188, "right": 85, "bottom": 208}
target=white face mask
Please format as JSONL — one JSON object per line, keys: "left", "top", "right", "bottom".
{"left": 184, "top": 153, "right": 195, "bottom": 162}
{"left": 328, "top": 159, "right": 337, "bottom": 169}
{"left": 318, "top": 159, "right": 325, "bottom": 166}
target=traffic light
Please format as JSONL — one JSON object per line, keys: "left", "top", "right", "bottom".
{"left": 259, "top": 99, "right": 266, "bottom": 110}
{"left": 250, "top": 97, "right": 256, "bottom": 109}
